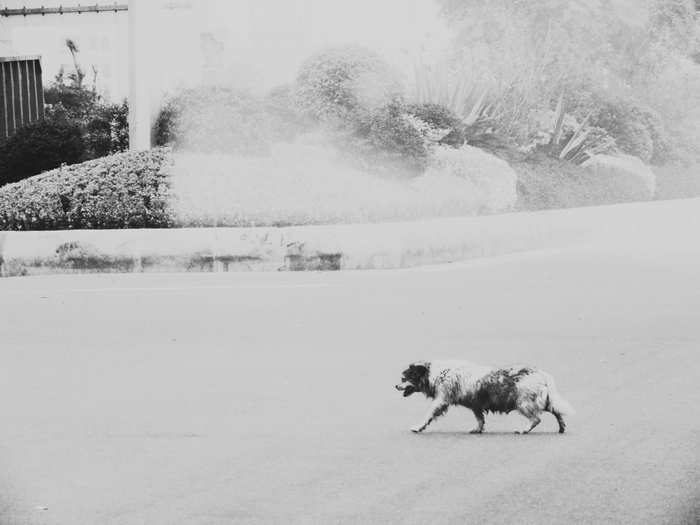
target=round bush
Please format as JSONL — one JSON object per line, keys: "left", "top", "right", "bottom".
{"left": 294, "top": 45, "right": 400, "bottom": 123}
{"left": 575, "top": 95, "right": 673, "bottom": 165}
{"left": 423, "top": 145, "right": 518, "bottom": 214}
{"left": 0, "top": 119, "right": 86, "bottom": 187}
{"left": 155, "top": 86, "right": 270, "bottom": 156}
{"left": 0, "top": 149, "right": 173, "bottom": 231}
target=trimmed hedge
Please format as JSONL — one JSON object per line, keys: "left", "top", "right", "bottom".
{"left": 424, "top": 145, "right": 518, "bottom": 214}
{"left": 0, "top": 150, "right": 173, "bottom": 231}
{"left": 513, "top": 154, "right": 653, "bottom": 212}
{"left": 653, "top": 164, "right": 700, "bottom": 201}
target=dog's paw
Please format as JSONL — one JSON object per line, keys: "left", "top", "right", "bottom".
{"left": 469, "top": 428, "right": 483, "bottom": 434}
{"left": 410, "top": 426, "right": 424, "bottom": 434}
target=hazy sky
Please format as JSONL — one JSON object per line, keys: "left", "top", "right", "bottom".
{"left": 207, "top": 0, "right": 452, "bottom": 53}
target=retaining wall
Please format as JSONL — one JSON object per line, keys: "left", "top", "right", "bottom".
{"left": 1, "top": 198, "right": 698, "bottom": 277}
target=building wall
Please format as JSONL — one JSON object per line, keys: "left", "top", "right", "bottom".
{"left": 0, "top": 0, "right": 206, "bottom": 100}
{"left": 0, "top": 56, "right": 44, "bottom": 138}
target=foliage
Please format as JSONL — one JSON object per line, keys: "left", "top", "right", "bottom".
{"left": 155, "top": 85, "right": 270, "bottom": 156}
{"left": 44, "top": 69, "right": 129, "bottom": 159}
{"left": 513, "top": 154, "right": 654, "bottom": 212}
{"left": 338, "top": 97, "right": 432, "bottom": 175}
{"left": 433, "top": 0, "right": 700, "bottom": 152}
{"left": 423, "top": 144, "right": 518, "bottom": 214}
{"left": 0, "top": 119, "right": 86, "bottom": 187}
{"left": 405, "top": 103, "right": 466, "bottom": 148}
{"left": 0, "top": 150, "right": 173, "bottom": 231}
{"left": 294, "top": 45, "right": 400, "bottom": 124}
{"left": 571, "top": 94, "right": 675, "bottom": 165}
{"left": 263, "top": 84, "right": 311, "bottom": 143}
{"left": 408, "top": 53, "right": 493, "bottom": 128}
{"left": 84, "top": 99, "right": 130, "bottom": 158}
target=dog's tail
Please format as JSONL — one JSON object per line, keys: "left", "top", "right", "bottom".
{"left": 544, "top": 372, "right": 575, "bottom": 415}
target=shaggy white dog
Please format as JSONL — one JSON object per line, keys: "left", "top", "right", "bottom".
{"left": 396, "top": 360, "right": 575, "bottom": 434}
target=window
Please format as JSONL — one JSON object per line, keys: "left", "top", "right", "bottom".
{"left": 102, "top": 38, "right": 110, "bottom": 52}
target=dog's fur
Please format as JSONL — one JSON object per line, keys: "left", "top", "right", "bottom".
{"left": 395, "top": 360, "right": 575, "bottom": 434}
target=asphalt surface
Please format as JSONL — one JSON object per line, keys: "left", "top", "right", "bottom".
{"left": 1, "top": 231, "right": 699, "bottom": 524}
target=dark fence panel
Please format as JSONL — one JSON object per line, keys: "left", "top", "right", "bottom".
{"left": 0, "top": 55, "right": 44, "bottom": 140}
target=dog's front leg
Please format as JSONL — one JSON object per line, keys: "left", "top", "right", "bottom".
{"left": 411, "top": 398, "right": 449, "bottom": 433}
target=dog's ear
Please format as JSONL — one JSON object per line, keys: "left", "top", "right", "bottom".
{"left": 408, "top": 362, "right": 430, "bottom": 378}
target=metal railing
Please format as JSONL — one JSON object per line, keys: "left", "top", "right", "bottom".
{"left": 0, "top": 2, "right": 193, "bottom": 16}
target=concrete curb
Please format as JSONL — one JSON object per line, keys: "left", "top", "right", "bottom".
{"left": 1, "top": 198, "right": 698, "bottom": 276}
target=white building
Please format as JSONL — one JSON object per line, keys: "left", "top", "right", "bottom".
{"left": 1, "top": 0, "right": 450, "bottom": 101}
{"left": 0, "top": 0, "right": 207, "bottom": 101}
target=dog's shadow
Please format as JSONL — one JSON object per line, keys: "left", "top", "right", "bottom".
{"left": 411, "top": 430, "right": 569, "bottom": 440}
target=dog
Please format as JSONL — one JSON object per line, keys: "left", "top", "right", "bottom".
{"left": 395, "top": 360, "right": 575, "bottom": 434}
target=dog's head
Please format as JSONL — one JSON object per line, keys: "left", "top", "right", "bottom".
{"left": 395, "top": 361, "right": 430, "bottom": 397}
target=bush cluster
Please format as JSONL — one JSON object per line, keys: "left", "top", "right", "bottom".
{"left": 0, "top": 150, "right": 173, "bottom": 231}
{"left": 155, "top": 85, "right": 269, "bottom": 156}
{"left": 341, "top": 97, "right": 432, "bottom": 175}
{"left": 0, "top": 81, "right": 130, "bottom": 188}
{"left": 568, "top": 93, "right": 675, "bottom": 165}
{"left": 294, "top": 45, "right": 400, "bottom": 123}
{"left": 405, "top": 103, "right": 466, "bottom": 149}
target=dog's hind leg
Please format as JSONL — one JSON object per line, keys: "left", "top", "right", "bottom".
{"left": 469, "top": 409, "right": 486, "bottom": 434}
{"left": 516, "top": 413, "right": 541, "bottom": 434}
{"left": 553, "top": 411, "right": 566, "bottom": 433}
{"left": 411, "top": 398, "right": 449, "bottom": 433}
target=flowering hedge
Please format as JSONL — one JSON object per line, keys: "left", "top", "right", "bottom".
{"left": 0, "top": 150, "right": 173, "bottom": 231}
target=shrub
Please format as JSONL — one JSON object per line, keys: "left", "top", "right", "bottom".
{"left": 423, "top": 145, "right": 518, "bottom": 214}
{"left": 652, "top": 164, "right": 700, "bottom": 200}
{"left": 405, "top": 103, "right": 466, "bottom": 148}
{"left": 263, "top": 84, "right": 310, "bottom": 143}
{"left": 44, "top": 82, "right": 97, "bottom": 121}
{"left": 84, "top": 99, "right": 130, "bottom": 158}
{"left": 572, "top": 94, "right": 674, "bottom": 165}
{"left": 513, "top": 154, "right": 653, "bottom": 212}
{"left": 0, "top": 119, "right": 86, "bottom": 187}
{"left": 294, "top": 45, "right": 400, "bottom": 124}
{"left": 0, "top": 149, "right": 173, "bottom": 230}
{"left": 340, "top": 97, "right": 431, "bottom": 175}
{"left": 155, "top": 86, "right": 270, "bottom": 156}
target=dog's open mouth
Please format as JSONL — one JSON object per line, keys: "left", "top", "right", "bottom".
{"left": 398, "top": 384, "right": 416, "bottom": 397}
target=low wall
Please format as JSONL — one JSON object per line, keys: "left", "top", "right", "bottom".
{"left": 1, "top": 198, "right": 698, "bottom": 276}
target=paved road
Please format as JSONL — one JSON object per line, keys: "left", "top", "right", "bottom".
{"left": 1, "top": 231, "right": 699, "bottom": 525}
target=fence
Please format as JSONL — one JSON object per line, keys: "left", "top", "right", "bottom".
{"left": 0, "top": 55, "right": 45, "bottom": 140}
